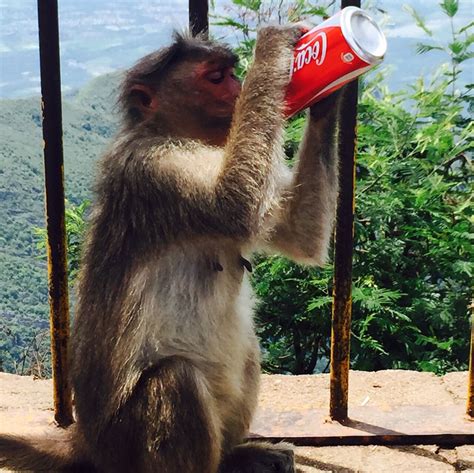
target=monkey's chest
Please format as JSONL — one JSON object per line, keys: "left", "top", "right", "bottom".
{"left": 141, "top": 243, "right": 256, "bottom": 362}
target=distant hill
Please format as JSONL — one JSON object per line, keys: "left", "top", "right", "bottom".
{"left": 0, "top": 72, "right": 121, "bottom": 372}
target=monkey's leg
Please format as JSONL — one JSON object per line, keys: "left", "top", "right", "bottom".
{"left": 221, "top": 351, "right": 261, "bottom": 452}
{"left": 219, "top": 442, "right": 295, "bottom": 473}
{"left": 94, "top": 357, "right": 222, "bottom": 473}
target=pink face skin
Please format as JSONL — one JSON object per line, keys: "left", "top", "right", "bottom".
{"left": 192, "top": 61, "right": 242, "bottom": 120}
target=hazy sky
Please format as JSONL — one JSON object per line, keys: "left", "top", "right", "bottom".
{"left": 0, "top": 0, "right": 472, "bottom": 97}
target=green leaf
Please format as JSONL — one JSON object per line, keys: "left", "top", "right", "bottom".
{"left": 459, "top": 21, "right": 474, "bottom": 34}
{"left": 454, "top": 197, "right": 473, "bottom": 214}
{"left": 232, "top": 0, "right": 262, "bottom": 12}
{"left": 449, "top": 41, "right": 465, "bottom": 55}
{"left": 440, "top": 0, "right": 459, "bottom": 17}
{"left": 416, "top": 43, "right": 444, "bottom": 54}
{"left": 212, "top": 18, "right": 249, "bottom": 32}
{"left": 403, "top": 5, "right": 433, "bottom": 36}
{"left": 452, "top": 260, "right": 474, "bottom": 277}
{"left": 453, "top": 51, "right": 474, "bottom": 63}
{"left": 298, "top": 7, "right": 328, "bottom": 17}
{"left": 306, "top": 296, "right": 332, "bottom": 311}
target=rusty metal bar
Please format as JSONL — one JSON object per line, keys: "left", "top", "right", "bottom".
{"left": 189, "top": 0, "right": 209, "bottom": 38}
{"left": 37, "top": 0, "right": 73, "bottom": 428}
{"left": 468, "top": 308, "right": 474, "bottom": 418}
{"left": 329, "top": 0, "right": 360, "bottom": 422}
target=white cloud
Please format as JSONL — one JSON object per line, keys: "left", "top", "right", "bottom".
{"left": 18, "top": 86, "right": 41, "bottom": 96}
{"left": 67, "top": 59, "right": 115, "bottom": 77}
{"left": 88, "top": 65, "right": 115, "bottom": 77}
{"left": 60, "top": 9, "right": 137, "bottom": 30}
{"left": 67, "top": 59, "right": 84, "bottom": 69}
{"left": 142, "top": 18, "right": 180, "bottom": 33}
{"left": 20, "top": 43, "right": 38, "bottom": 51}
{"left": 0, "top": 43, "right": 11, "bottom": 53}
{"left": 384, "top": 23, "right": 428, "bottom": 39}
{"left": 105, "top": 25, "right": 135, "bottom": 31}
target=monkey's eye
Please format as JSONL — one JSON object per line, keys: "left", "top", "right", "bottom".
{"left": 206, "top": 70, "right": 225, "bottom": 84}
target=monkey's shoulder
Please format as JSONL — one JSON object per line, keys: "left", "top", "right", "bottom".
{"left": 103, "top": 135, "right": 224, "bottom": 174}
{"left": 155, "top": 141, "right": 225, "bottom": 186}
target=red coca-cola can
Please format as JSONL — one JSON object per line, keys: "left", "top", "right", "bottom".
{"left": 285, "top": 7, "right": 387, "bottom": 116}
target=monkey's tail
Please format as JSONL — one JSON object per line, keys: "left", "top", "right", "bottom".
{"left": 0, "top": 425, "right": 95, "bottom": 472}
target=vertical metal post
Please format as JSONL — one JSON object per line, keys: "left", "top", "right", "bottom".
{"left": 467, "top": 309, "right": 474, "bottom": 418}
{"left": 329, "top": 0, "right": 360, "bottom": 422}
{"left": 189, "top": 0, "right": 209, "bottom": 38}
{"left": 37, "top": 0, "right": 73, "bottom": 427}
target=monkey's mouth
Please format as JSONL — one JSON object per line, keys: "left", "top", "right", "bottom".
{"left": 212, "top": 109, "right": 234, "bottom": 119}
{"left": 208, "top": 100, "right": 237, "bottom": 119}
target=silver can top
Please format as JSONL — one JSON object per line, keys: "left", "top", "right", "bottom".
{"left": 341, "top": 7, "right": 387, "bottom": 64}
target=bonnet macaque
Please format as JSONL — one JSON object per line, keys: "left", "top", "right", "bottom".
{"left": 0, "top": 25, "right": 342, "bottom": 473}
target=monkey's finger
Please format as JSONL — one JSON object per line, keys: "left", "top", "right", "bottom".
{"left": 256, "top": 25, "right": 305, "bottom": 49}
{"left": 293, "top": 21, "right": 314, "bottom": 35}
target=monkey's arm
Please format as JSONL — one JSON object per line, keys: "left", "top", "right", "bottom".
{"left": 212, "top": 26, "right": 307, "bottom": 238}
{"left": 264, "top": 93, "right": 342, "bottom": 265}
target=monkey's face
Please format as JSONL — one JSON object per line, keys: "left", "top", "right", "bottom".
{"left": 125, "top": 47, "right": 241, "bottom": 143}
{"left": 189, "top": 60, "right": 242, "bottom": 120}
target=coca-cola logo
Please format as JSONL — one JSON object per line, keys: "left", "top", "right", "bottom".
{"left": 293, "top": 32, "right": 327, "bottom": 73}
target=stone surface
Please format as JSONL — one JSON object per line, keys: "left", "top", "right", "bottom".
{"left": 258, "top": 370, "right": 460, "bottom": 413}
{"left": 442, "top": 372, "right": 469, "bottom": 402}
{"left": 0, "top": 370, "right": 473, "bottom": 472}
{"left": 294, "top": 445, "right": 461, "bottom": 472}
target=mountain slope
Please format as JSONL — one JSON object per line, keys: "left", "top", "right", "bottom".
{"left": 0, "top": 72, "right": 121, "bottom": 373}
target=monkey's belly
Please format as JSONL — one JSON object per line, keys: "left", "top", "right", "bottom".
{"left": 139, "top": 242, "right": 253, "bottom": 349}
{"left": 146, "top": 273, "right": 256, "bottom": 364}
{"left": 140, "top": 262, "right": 259, "bottom": 436}
{"left": 204, "top": 277, "right": 261, "bottom": 446}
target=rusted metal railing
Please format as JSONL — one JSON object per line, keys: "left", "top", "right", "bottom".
{"left": 37, "top": 0, "right": 474, "bottom": 442}
{"left": 468, "top": 308, "right": 474, "bottom": 417}
{"left": 189, "top": 0, "right": 209, "bottom": 38}
{"left": 37, "top": 0, "right": 73, "bottom": 427}
{"left": 329, "top": 0, "right": 360, "bottom": 422}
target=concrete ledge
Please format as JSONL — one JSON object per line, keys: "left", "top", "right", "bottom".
{"left": 1, "top": 370, "right": 473, "bottom": 472}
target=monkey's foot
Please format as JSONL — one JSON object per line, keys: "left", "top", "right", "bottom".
{"left": 220, "top": 442, "right": 295, "bottom": 473}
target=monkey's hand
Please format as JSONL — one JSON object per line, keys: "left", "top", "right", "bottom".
{"left": 255, "top": 25, "right": 303, "bottom": 56}
{"left": 253, "top": 25, "right": 304, "bottom": 86}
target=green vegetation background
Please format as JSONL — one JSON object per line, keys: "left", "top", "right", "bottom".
{"left": 0, "top": 0, "right": 472, "bottom": 377}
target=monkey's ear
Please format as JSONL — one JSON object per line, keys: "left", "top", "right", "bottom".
{"left": 129, "top": 84, "right": 159, "bottom": 118}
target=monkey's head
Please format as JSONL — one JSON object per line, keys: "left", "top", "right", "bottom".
{"left": 119, "top": 32, "right": 241, "bottom": 145}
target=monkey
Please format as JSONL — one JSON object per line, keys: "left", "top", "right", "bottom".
{"left": 0, "top": 25, "right": 343, "bottom": 473}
